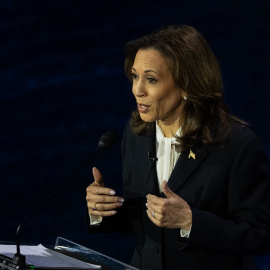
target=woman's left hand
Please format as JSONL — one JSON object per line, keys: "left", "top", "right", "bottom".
{"left": 146, "top": 180, "right": 192, "bottom": 230}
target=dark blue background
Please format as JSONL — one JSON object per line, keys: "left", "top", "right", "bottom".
{"left": 1, "top": 0, "right": 270, "bottom": 268}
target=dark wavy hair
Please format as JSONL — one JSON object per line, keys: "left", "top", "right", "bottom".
{"left": 124, "top": 25, "right": 245, "bottom": 151}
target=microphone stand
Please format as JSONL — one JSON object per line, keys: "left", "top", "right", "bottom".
{"left": 13, "top": 148, "right": 101, "bottom": 269}
{"left": 0, "top": 130, "right": 116, "bottom": 270}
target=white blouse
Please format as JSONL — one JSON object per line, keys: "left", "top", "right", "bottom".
{"left": 156, "top": 122, "right": 181, "bottom": 193}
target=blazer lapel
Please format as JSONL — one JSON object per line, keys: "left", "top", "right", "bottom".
{"left": 134, "top": 125, "right": 160, "bottom": 196}
{"left": 166, "top": 146, "right": 208, "bottom": 194}
{"left": 133, "top": 126, "right": 208, "bottom": 197}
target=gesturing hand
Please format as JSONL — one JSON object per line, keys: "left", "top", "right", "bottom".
{"left": 146, "top": 180, "right": 192, "bottom": 230}
{"left": 86, "top": 167, "right": 124, "bottom": 217}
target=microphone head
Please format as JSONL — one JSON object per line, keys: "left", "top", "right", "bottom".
{"left": 98, "top": 131, "right": 117, "bottom": 149}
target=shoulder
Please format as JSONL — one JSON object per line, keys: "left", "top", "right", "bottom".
{"left": 228, "top": 121, "right": 263, "bottom": 147}
{"left": 218, "top": 121, "right": 268, "bottom": 164}
{"left": 205, "top": 121, "right": 268, "bottom": 164}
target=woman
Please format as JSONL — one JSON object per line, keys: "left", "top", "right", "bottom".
{"left": 86, "top": 25, "right": 270, "bottom": 270}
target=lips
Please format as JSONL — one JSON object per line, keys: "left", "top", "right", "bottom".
{"left": 137, "top": 103, "right": 150, "bottom": 113}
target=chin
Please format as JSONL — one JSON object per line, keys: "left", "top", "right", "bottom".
{"left": 139, "top": 114, "right": 156, "bottom": 123}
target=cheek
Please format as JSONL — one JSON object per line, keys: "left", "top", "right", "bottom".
{"left": 131, "top": 81, "right": 139, "bottom": 97}
{"left": 153, "top": 92, "right": 177, "bottom": 107}
{"left": 155, "top": 92, "right": 181, "bottom": 113}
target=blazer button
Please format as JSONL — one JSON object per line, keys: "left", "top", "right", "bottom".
{"left": 154, "top": 245, "right": 159, "bottom": 254}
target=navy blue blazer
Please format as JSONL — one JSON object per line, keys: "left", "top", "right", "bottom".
{"left": 87, "top": 119, "right": 270, "bottom": 270}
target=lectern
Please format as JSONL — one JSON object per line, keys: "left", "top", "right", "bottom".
{"left": 0, "top": 237, "right": 139, "bottom": 270}
{"left": 54, "top": 237, "right": 138, "bottom": 270}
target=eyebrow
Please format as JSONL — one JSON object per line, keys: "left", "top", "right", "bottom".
{"left": 131, "top": 67, "right": 158, "bottom": 75}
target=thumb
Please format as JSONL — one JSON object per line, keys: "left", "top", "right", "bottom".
{"left": 92, "top": 167, "right": 105, "bottom": 187}
{"left": 162, "top": 180, "right": 175, "bottom": 198}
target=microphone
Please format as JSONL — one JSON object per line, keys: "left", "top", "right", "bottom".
{"left": 0, "top": 131, "right": 117, "bottom": 270}
{"left": 148, "top": 151, "right": 158, "bottom": 162}
{"left": 98, "top": 131, "right": 117, "bottom": 149}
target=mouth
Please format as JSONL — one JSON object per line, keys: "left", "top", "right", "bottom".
{"left": 137, "top": 103, "right": 150, "bottom": 113}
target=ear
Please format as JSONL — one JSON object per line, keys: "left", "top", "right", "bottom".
{"left": 181, "top": 90, "right": 188, "bottom": 100}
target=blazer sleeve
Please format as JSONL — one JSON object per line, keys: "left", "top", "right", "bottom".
{"left": 183, "top": 128, "right": 270, "bottom": 255}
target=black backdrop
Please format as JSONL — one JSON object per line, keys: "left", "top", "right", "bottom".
{"left": 1, "top": 0, "right": 270, "bottom": 268}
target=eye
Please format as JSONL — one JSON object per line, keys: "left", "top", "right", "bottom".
{"left": 130, "top": 73, "right": 138, "bottom": 80}
{"left": 147, "top": 77, "right": 157, "bottom": 84}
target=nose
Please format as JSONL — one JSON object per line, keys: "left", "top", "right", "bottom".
{"left": 132, "top": 80, "right": 146, "bottom": 97}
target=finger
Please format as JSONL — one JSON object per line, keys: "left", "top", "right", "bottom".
{"left": 92, "top": 167, "right": 104, "bottom": 187}
{"left": 88, "top": 202, "right": 123, "bottom": 215}
{"left": 146, "top": 202, "right": 159, "bottom": 217}
{"left": 146, "top": 209, "right": 162, "bottom": 226}
{"left": 86, "top": 193, "right": 124, "bottom": 204}
{"left": 146, "top": 208, "right": 169, "bottom": 228}
{"left": 146, "top": 194, "right": 165, "bottom": 206}
{"left": 88, "top": 199, "right": 124, "bottom": 217}
{"left": 162, "top": 180, "right": 176, "bottom": 199}
{"left": 146, "top": 209, "right": 155, "bottom": 222}
{"left": 89, "top": 208, "right": 118, "bottom": 217}
{"left": 88, "top": 201, "right": 123, "bottom": 212}
{"left": 87, "top": 185, "right": 116, "bottom": 196}
{"left": 97, "top": 210, "right": 118, "bottom": 217}
{"left": 147, "top": 202, "right": 166, "bottom": 221}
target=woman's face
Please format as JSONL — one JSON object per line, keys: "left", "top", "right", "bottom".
{"left": 131, "top": 49, "right": 184, "bottom": 125}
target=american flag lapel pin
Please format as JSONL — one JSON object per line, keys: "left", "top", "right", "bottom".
{"left": 189, "top": 149, "right": 196, "bottom": 159}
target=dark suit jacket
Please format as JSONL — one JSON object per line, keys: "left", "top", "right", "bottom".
{"left": 87, "top": 120, "right": 270, "bottom": 270}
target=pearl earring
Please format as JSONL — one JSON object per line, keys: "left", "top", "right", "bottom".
{"left": 183, "top": 96, "right": 188, "bottom": 100}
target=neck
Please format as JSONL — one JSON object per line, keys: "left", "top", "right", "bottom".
{"left": 157, "top": 118, "right": 181, "bottom": 138}
{"left": 157, "top": 96, "right": 186, "bottom": 137}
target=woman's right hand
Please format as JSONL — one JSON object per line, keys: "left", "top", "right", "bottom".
{"left": 86, "top": 167, "right": 124, "bottom": 217}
